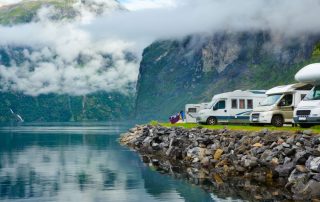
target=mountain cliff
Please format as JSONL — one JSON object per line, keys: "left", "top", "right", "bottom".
{"left": 135, "top": 32, "right": 320, "bottom": 121}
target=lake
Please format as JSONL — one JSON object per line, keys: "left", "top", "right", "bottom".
{"left": 0, "top": 122, "right": 241, "bottom": 202}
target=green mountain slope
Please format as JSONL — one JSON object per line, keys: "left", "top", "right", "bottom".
{"left": 135, "top": 32, "right": 320, "bottom": 121}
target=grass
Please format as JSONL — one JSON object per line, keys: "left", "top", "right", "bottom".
{"left": 149, "top": 121, "right": 320, "bottom": 134}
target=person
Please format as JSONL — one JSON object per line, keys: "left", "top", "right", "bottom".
{"left": 180, "top": 110, "right": 185, "bottom": 122}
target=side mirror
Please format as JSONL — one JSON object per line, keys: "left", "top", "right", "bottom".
{"left": 213, "top": 106, "right": 218, "bottom": 111}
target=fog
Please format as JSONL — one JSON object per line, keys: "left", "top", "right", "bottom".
{"left": 0, "top": 0, "right": 320, "bottom": 96}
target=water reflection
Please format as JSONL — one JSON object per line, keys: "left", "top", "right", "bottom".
{"left": 0, "top": 123, "right": 218, "bottom": 202}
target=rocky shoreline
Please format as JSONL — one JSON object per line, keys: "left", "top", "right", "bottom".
{"left": 120, "top": 125, "right": 320, "bottom": 201}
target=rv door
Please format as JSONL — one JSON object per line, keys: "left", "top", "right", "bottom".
{"left": 213, "top": 99, "right": 228, "bottom": 122}
{"left": 278, "top": 94, "right": 294, "bottom": 122}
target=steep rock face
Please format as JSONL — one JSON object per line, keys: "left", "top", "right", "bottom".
{"left": 135, "top": 32, "right": 320, "bottom": 121}
{"left": 0, "top": 92, "right": 134, "bottom": 122}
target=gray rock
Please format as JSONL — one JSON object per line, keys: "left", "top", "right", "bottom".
{"left": 275, "top": 162, "right": 295, "bottom": 177}
{"left": 282, "top": 143, "right": 291, "bottom": 148}
{"left": 301, "top": 179, "right": 320, "bottom": 197}
{"left": 312, "top": 173, "right": 320, "bottom": 182}
{"left": 192, "top": 157, "right": 200, "bottom": 163}
{"left": 286, "top": 136, "right": 295, "bottom": 144}
{"left": 306, "top": 156, "right": 320, "bottom": 172}
{"left": 288, "top": 169, "right": 308, "bottom": 184}
{"left": 294, "top": 151, "right": 310, "bottom": 165}
{"left": 303, "top": 130, "right": 312, "bottom": 136}
{"left": 252, "top": 136, "right": 261, "bottom": 144}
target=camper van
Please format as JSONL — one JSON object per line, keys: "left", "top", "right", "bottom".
{"left": 294, "top": 63, "right": 320, "bottom": 128}
{"left": 196, "top": 90, "right": 266, "bottom": 125}
{"left": 250, "top": 83, "right": 312, "bottom": 127}
{"left": 185, "top": 103, "right": 210, "bottom": 123}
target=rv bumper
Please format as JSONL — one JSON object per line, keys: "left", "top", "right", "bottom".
{"left": 294, "top": 116, "right": 320, "bottom": 124}
{"left": 250, "top": 112, "right": 273, "bottom": 124}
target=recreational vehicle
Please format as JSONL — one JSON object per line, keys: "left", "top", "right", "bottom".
{"left": 196, "top": 90, "right": 266, "bottom": 125}
{"left": 294, "top": 63, "right": 320, "bottom": 128}
{"left": 185, "top": 103, "right": 210, "bottom": 123}
{"left": 250, "top": 83, "right": 312, "bottom": 127}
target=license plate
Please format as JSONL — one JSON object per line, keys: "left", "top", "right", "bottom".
{"left": 252, "top": 118, "right": 258, "bottom": 122}
{"left": 298, "top": 117, "right": 307, "bottom": 121}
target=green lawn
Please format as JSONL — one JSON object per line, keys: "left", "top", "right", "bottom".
{"left": 150, "top": 121, "right": 320, "bottom": 134}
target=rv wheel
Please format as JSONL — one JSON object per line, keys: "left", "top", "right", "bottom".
{"left": 206, "top": 117, "right": 217, "bottom": 125}
{"left": 271, "top": 115, "right": 284, "bottom": 127}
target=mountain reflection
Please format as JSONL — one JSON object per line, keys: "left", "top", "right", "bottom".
{"left": 0, "top": 124, "right": 216, "bottom": 202}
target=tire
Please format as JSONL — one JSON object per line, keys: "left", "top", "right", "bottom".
{"left": 299, "top": 123, "right": 313, "bottom": 128}
{"left": 272, "top": 115, "right": 284, "bottom": 127}
{"left": 206, "top": 117, "right": 217, "bottom": 125}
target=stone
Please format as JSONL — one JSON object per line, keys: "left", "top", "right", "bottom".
{"left": 192, "top": 157, "right": 200, "bottom": 163}
{"left": 295, "top": 151, "right": 310, "bottom": 165}
{"left": 306, "top": 156, "right": 320, "bottom": 172}
{"left": 296, "top": 165, "right": 308, "bottom": 173}
{"left": 252, "top": 136, "right": 261, "bottom": 144}
{"left": 275, "top": 162, "right": 295, "bottom": 177}
{"left": 277, "top": 138, "right": 285, "bottom": 144}
{"left": 286, "top": 136, "right": 295, "bottom": 144}
{"left": 252, "top": 143, "right": 263, "bottom": 147}
{"left": 284, "top": 148, "right": 296, "bottom": 156}
{"left": 271, "top": 158, "right": 279, "bottom": 166}
{"left": 214, "top": 149, "right": 224, "bottom": 160}
{"left": 270, "top": 142, "right": 277, "bottom": 148}
{"left": 303, "top": 130, "right": 313, "bottom": 136}
{"left": 282, "top": 143, "right": 291, "bottom": 148}
{"left": 302, "top": 180, "right": 320, "bottom": 197}
{"left": 312, "top": 173, "right": 320, "bottom": 182}
{"left": 288, "top": 169, "right": 308, "bottom": 185}
{"left": 201, "top": 157, "right": 210, "bottom": 166}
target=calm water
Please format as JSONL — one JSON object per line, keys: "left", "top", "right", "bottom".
{"left": 0, "top": 122, "right": 236, "bottom": 202}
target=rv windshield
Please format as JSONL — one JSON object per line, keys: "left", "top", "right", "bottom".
{"left": 206, "top": 100, "right": 217, "bottom": 109}
{"left": 304, "top": 85, "right": 320, "bottom": 100}
{"left": 260, "top": 94, "right": 282, "bottom": 106}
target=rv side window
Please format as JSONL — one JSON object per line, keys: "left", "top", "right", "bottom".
{"left": 231, "top": 99, "right": 238, "bottom": 109}
{"left": 279, "top": 94, "right": 293, "bottom": 106}
{"left": 247, "top": 99, "right": 253, "bottom": 109}
{"left": 239, "top": 99, "right": 245, "bottom": 109}
{"left": 188, "top": 108, "right": 197, "bottom": 113}
{"left": 215, "top": 100, "right": 226, "bottom": 109}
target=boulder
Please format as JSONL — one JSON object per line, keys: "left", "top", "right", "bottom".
{"left": 214, "top": 149, "right": 224, "bottom": 160}
{"left": 306, "top": 156, "right": 320, "bottom": 172}
{"left": 275, "top": 162, "right": 295, "bottom": 177}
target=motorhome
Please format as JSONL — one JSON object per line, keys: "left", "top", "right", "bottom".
{"left": 185, "top": 103, "right": 210, "bottom": 123}
{"left": 196, "top": 90, "right": 266, "bottom": 125}
{"left": 294, "top": 63, "right": 320, "bottom": 128}
{"left": 250, "top": 83, "right": 312, "bottom": 127}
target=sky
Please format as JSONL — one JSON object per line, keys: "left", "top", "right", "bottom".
{"left": 1, "top": 0, "right": 320, "bottom": 96}
{"left": 0, "top": 0, "right": 177, "bottom": 10}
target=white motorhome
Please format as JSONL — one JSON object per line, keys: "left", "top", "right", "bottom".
{"left": 196, "top": 90, "right": 266, "bottom": 125}
{"left": 250, "top": 83, "right": 312, "bottom": 127}
{"left": 185, "top": 103, "right": 210, "bottom": 123}
{"left": 294, "top": 63, "right": 320, "bottom": 128}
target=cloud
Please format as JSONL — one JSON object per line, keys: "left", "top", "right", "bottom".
{"left": 0, "top": 0, "right": 22, "bottom": 5}
{"left": 122, "top": 0, "right": 177, "bottom": 11}
{"left": 0, "top": 3, "right": 139, "bottom": 96}
{"left": 1, "top": 0, "right": 320, "bottom": 96}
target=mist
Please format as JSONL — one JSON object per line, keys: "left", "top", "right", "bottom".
{"left": 1, "top": 0, "right": 320, "bottom": 96}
